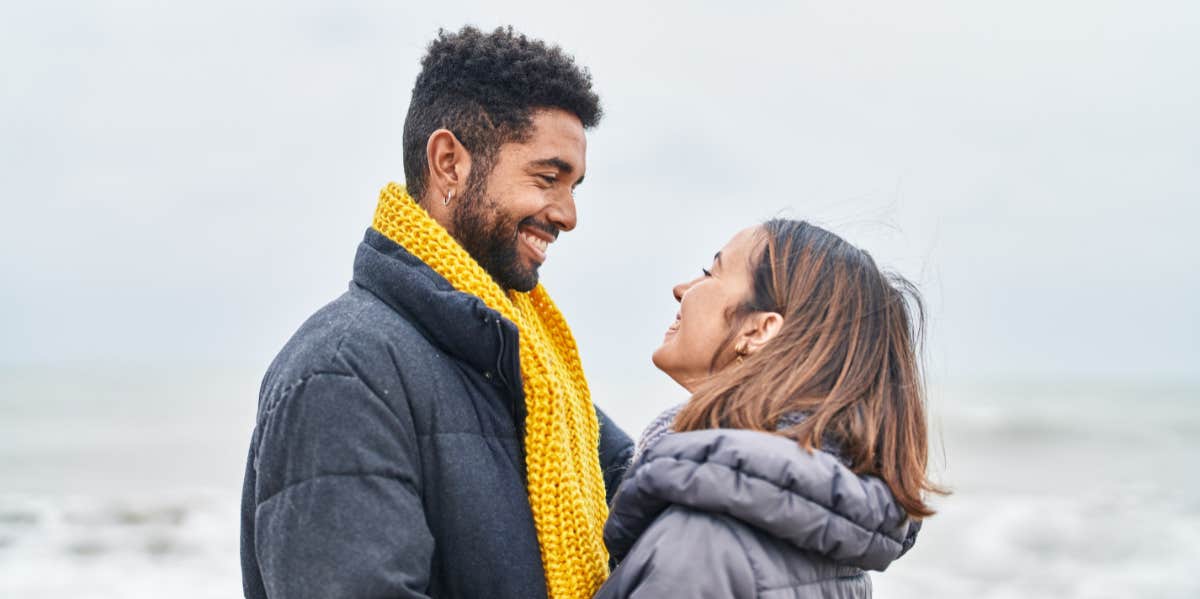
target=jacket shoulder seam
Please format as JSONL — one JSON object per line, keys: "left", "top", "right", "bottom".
{"left": 260, "top": 289, "right": 417, "bottom": 421}
{"left": 254, "top": 369, "right": 392, "bottom": 471}
{"left": 259, "top": 369, "right": 357, "bottom": 428}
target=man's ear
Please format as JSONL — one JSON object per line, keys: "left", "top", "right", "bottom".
{"left": 739, "top": 312, "right": 784, "bottom": 355}
{"left": 424, "top": 129, "right": 472, "bottom": 205}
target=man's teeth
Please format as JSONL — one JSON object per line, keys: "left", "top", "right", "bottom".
{"left": 522, "top": 232, "right": 550, "bottom": 253}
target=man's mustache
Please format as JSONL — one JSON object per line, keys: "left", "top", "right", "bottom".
{"left": 518, "top": 217, "right": 559, "bottom": 241}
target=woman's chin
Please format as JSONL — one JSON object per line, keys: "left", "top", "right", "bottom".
{"left": 651, "top": 347, "right": 680, "bottom": 379}
{"left": 650, "top": 346, "right": 668, "bottom": 372}
{"left": 651, "top": 349, "right": 694, "bottom": 392}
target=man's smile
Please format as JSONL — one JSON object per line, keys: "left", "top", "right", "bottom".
{"left": 518, "top": 222, "right": 558, "bottom": 264}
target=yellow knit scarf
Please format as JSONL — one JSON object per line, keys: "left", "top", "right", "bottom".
{"left": 371, "top": 182, "right": 609, "bottom": 599}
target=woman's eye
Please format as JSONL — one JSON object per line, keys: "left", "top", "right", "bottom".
{"left": 701, "top": 268, "right": 712, "bottom": 277}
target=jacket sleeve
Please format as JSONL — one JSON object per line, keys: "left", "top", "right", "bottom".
{"left": 594, "top": 508, "right": 756, "bottom": 599}
{"left": 249, "top": 371, "right": 433, "bottom": 598}
{"left": 595, "top": 406, "right": 634, "bottom": 504}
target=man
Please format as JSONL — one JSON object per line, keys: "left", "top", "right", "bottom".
{"left": 240, "top": 26, "right": 633, "bottom": 599}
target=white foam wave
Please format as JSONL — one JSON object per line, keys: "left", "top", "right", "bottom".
{"left": 875, "top": 488, "right": 1200, "bottom": 598}
{"left": 0, "top": 490, "right": 241, "bottom": 599}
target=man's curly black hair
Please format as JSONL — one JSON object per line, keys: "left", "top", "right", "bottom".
{"left": 402, "top": 26, "right": 602, "bottom": 201}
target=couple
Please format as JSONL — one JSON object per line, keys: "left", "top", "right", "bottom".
{"left": 240, "top": 26, "right": 940, "bottom": 599}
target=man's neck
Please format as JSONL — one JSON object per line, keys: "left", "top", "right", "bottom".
{"left": 417, "top": 192, "right": 455, "bottom": 233}
{"left": 416, "top": 192, "right": 512, "bottom": 294}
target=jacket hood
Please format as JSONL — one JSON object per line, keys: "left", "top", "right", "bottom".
{"left": 605, "top": 429, "right": 920, "bottom": 572}
{"left": 352, "top": 228, "right": 521, "bottom": 381}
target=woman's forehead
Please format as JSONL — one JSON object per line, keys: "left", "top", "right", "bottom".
{"left": 720, "top": 226, "right": 765, "bottom": 260}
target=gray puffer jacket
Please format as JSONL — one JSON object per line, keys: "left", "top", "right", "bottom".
{"left": 595, "top": 429, "right": 919, "bottom": 599}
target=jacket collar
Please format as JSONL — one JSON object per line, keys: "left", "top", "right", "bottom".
{"left": 605, "top": 429, "right": 920, "bottom": 572}
{"left": 351, "top": 228, "right": 522, "bottom": 382}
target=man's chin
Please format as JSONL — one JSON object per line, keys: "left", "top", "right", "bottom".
{"left": 474, "top": 235, "right": 544, "bottom": 291}
{"left": 489, "top": 262, "right": 539, "bottom": 293}
{"left": 506, "top": 270, "right": 539, "bottom": 293}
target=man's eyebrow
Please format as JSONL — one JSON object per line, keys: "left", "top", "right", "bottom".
{"left": 529, "top": 157, "right": 585, "bottom": 187}
{"left": 528, "top": 157, "right": 574, "bottom": 174}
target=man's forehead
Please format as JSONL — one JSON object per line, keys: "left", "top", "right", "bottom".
{"left": 511, "top": 109, "right": 587, "bottom": 167}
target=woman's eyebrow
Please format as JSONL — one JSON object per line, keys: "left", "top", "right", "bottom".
{"left": 713, "top": 251, "right": 723, "bottom": 267}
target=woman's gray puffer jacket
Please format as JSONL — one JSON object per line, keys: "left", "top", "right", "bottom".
{"left": 595, "top": 429, "right": 920, "bottom": 599}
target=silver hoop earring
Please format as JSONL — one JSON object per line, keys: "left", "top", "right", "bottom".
{"left": 443, "top": 188, "right": 454, "bottom": 206}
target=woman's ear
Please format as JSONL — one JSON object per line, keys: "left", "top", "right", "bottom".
{"left": 739, "top": 312, "right": 784, "bottom": 355}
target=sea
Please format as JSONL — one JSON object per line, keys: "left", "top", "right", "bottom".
{"left": 1, "top": 365, "right": 1198, "bottom": 598}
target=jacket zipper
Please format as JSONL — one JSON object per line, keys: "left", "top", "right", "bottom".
{"left": 494, "top": 319, "right": 527, "bottom": 475}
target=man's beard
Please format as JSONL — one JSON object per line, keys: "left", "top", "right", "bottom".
{"left": 451, "top": 172, "right": 540, "bottom": 292}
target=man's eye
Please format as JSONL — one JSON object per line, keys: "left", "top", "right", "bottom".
{"left": 701, "top": 268, "right": 712, "bottom": 277}
{"left": 538, "top": 175, "right": 557, "bottom": 185}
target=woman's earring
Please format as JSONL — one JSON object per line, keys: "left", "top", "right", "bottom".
{"left": 444, "top": 188, "right": 454, "bottom": 206}
{"left": 735, "top": 341, "right": 748, "bottom": 365}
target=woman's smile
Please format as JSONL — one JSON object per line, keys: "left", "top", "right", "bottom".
{"left": 665, "top": 313, "right": 681, "bottom": 338}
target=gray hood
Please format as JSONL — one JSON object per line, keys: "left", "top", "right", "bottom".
{"left": 604, "top": 429, "right": 919, "bottom": 572}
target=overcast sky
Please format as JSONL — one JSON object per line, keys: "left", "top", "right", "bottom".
{"left": 3, "top": 1, "right": 1197, "bottom": 395}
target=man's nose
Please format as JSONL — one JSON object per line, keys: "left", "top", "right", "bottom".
{"left": 547, "top": 191, "right": 577, "bottom": 232}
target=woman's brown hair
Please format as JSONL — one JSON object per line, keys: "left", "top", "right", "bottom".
{"left": 673, "top": 219, "right": 946, "bottom": 518}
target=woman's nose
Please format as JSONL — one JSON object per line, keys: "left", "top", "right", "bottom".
{"left": 672, "top": 281, "right": 690, "bottom": 302}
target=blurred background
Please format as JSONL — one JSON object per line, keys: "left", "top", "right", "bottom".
{"left": 2, "top": 1, "right": 1198, "bottom": 597}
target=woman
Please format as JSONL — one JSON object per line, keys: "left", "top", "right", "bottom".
{"left": 595, "top": 219, "right": 944, "bottom": 598}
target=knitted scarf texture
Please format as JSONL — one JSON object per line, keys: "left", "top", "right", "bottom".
{"left": 371, "top": 182, "right": 609, "bottom": 599}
